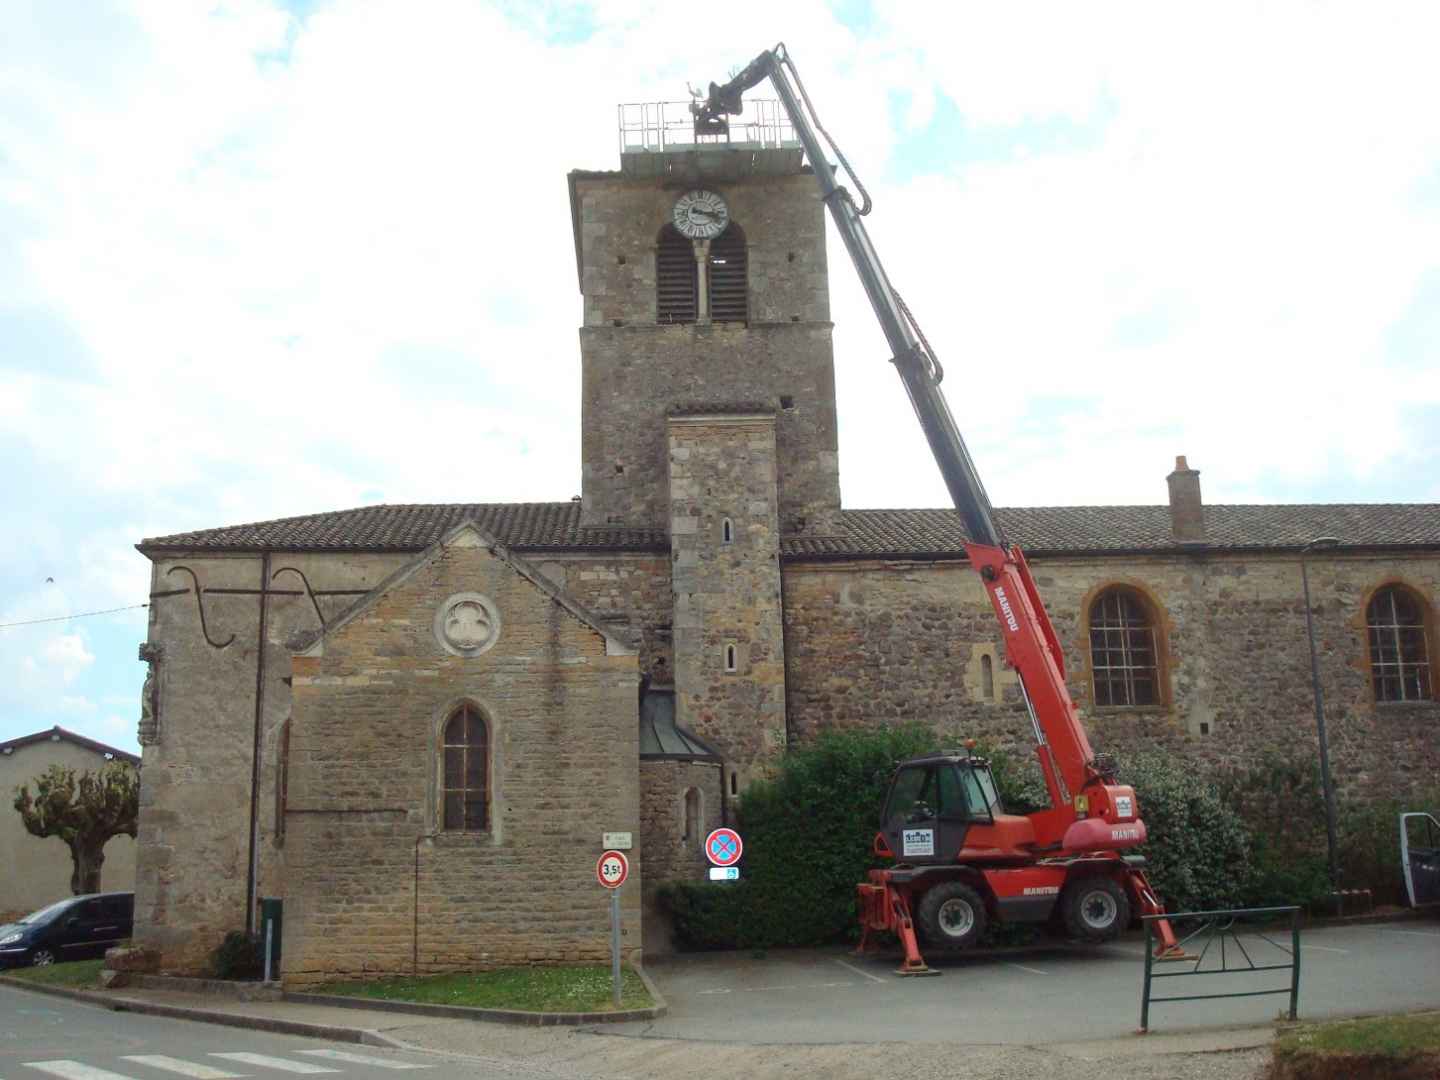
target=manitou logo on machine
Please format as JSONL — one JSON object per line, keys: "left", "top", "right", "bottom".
{"left": 1022, "top": 886, "right": 1060, "bottom": 896}
{"left": 994, "top": 587, "right": 1020, "bottom": 632}
{"left": 1112, "top": 827, "right": 1141, "bottom": 842}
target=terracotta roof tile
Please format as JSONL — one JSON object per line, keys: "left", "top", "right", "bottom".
{"left": 139, "top": 501, "right": 1440, "bottom": 558}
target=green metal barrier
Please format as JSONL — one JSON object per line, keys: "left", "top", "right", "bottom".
{"left": 1140, "top": 905, "right": 1300, "bottom": 1033}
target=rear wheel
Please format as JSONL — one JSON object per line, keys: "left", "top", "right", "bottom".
{"left": 1062, "top": 876, "right": 1130, "bottom": 942}
{"left": 30, "top": 948, "right": 56, "bottom": 967}
{"left": 917, "top": 881, "right": 987, "bottom": 950}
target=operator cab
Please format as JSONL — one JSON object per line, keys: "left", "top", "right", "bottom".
{"left": 879, "top": 751, "right": 1007, "bottom": 865}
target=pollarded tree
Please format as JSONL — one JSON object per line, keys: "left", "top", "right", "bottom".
{"left": 13, "top": 762, "right": 139, "bottom": 895}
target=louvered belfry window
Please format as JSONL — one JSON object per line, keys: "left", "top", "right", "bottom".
{"left": 708, "top": 223, "right": 748, "bottom": 323}
{"left": 656, "top": 225, "right": 697, "bottom": 323}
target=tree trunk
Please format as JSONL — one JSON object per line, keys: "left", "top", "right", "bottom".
{"left": 69, "top": 841, "right": 105, "bottom": 894}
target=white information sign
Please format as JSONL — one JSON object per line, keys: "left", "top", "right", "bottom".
{"left": 902, "top": 828, "right": 935, "bottom": 857}
{"left": 602, "top": 832, "right": 633, "bottom": 850}
{"left": 708, "top": 866, "right": 740, "bottom": 882}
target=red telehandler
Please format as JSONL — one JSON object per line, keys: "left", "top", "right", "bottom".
{"left": 697, "top": 46, "right": 1184, "bottom": 973}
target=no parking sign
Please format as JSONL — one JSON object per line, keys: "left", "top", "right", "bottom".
{"left": 705, "top": 827, "right": 743, "bottom": 867}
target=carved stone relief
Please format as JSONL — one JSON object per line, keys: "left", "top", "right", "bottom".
{"left": 434, "top": 593, "right": 501, "bottom": 658}
{"left": 137, "top": 642, "right": 163, "bottom": 745}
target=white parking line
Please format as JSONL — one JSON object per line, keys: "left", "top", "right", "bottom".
{"left": 1302, "top": 944, "right": 1349, "bottom": 954}
{"left": 26, "top": 1063, "right": 139, "bottom": 1080}
{"left": 296, "top": 1051, "right": 430, "bottom": 1070}
{"left": 121, "top": 1057, "right": 245, "bottom": 1079}
{"left": 207, "top": 1058, "right": 336, "bottom": 1076}
{"left": 1377, "top": 928, "right": 1440, "bottom": 939}
{"left": 833, "top": 957, "right": 887, "bottom": 985}
{"left": 1003, "top": 962, "right": 1047, "bottom": 976}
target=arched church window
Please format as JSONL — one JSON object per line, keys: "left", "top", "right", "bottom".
{"left": 442, "top": 703, "right": 489, "bottom": 831}
{"left": 1367, "top": 585, "right": 1433, "bottom": 702}
{"left": 1088, "top": 586, "right": 1162, "bottom": 708}
{"left": 656, "top": 225, "right": 697, "bottom": 323}
{"left": 708, "top": 223, "right": 748, "bottom": 323}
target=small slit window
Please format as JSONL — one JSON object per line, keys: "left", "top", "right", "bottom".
{"left": 683, "top": 787, "right": 701, "bottom": 842}
{"left": 1089, "top": 587, "right": 1160, "bottom": 707}
{"left": 721, "top": 517, "right": 734, "bottom": 544}
{"left": 442, "top": 703, "right": 489, "bottom": 831}
{"left": 1367, "top": 586, "right": 1433, "bottom": 702}
{"left": 981, "top": 654, "right": 994, "bottom": 700}
{"left": 724, "top": 644, "right": 737, "bottom": 672}
{"left": 708, "top": 223, "right": 748, "bottom": 323}
{"left": 657, "top": 225, "right": 697, "bottom": 324}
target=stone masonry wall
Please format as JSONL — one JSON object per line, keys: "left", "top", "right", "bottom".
{"left": 669, "top": 414, "right": 787, "bottom": 788}
{"left": 782, "top": 551, "right": 1440, "bottom": 800}
{"left": 282, "top": 533, "right": 640, "bottom": 984}
{"left": 135, "top": 549, "right": 407, "bottom": 972}
{"left": 638, "top": 760, "right": 723, "bottom": 954}
{"left": 575, "top": 169, "right": 840, "bottom": 534}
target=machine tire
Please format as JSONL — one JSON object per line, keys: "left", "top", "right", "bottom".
{"left": 917, "top": 881, "right": 987, "bottom": 950}
{"left": 1062, "top": 876, "right": 1130, "bottom": 942}
{"left": 30, "top": 948, "right": 56, "bottom": 967}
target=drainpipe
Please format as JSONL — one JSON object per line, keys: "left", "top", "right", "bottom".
{"left": 245, "top": 551, "right": 272, "bottom": 935}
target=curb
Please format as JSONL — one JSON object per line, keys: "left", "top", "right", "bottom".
{"left": 285, "top": 962, "right": 668, "bottom": 1027}
{"left": 0, "top": 977, "right": 375, "bottom": 1043}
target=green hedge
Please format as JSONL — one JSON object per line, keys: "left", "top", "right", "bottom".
{"left": 657, "top": 730, "right": 1437, "bottom": 950}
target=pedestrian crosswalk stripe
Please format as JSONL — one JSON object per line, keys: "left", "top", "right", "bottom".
{"left": 207, "top": 1058, "right": 336, "bottom": 1076}
{"left": 295, "top": 1051, "right": 429, "bottom": 1070}
{"left": 25, "top": 1063, "right": 140, "bottom": 1080}
{"left": 121, "top": 1057, "right": 245, "bottom": 1079}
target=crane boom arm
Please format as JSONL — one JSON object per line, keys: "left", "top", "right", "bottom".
{"left": 703, "top": 47, "right": 1113, "bottom": 835}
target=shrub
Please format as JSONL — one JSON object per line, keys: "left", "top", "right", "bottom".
{"left": 1337, "top": 788, "right": 1440, "bottom": 904}
{"left": 1120, "top": 752, "right": 1253, "bottom": 913}
{"left": 212, "top": 930, "right": 263, "bottom": 980}
{"left": 1217, "top": 754, "right": 1333, "bottom": 910}
{"left": 660, "top": 724, "right": 935, "bottom": 949}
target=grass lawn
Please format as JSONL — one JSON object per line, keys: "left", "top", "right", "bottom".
{"left": 313, "top": 966, "right": 652, "bottom": 1013}
{"left": 1274, "top": 1011, "right": 1440, "bottom": 1070}
{"left": 4, "top": 959, "right": 104, "bottom": 988}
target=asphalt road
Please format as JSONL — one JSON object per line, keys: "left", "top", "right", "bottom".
{"left": 0, "top": 988, "right": 532, "bottom": 1080}
{"left": 620, "top": 919, "right": 1440, "bottom": 1044}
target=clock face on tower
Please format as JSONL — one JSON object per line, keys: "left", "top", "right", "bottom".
{"left": 672, "top": 189, "right": 730, "bottom": 240}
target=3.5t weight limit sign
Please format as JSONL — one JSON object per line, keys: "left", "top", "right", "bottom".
{"left": 596, "top": 849, "right": 629, "bottom": 889}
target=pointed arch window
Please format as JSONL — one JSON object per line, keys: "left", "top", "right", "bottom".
{"left": 442, "top": 703, "right": 489, "bottom": 831}
{"left": 1367, "top": 585, "right": 1433, "bottom": 702}
{"left": 1088, "top": 587, "right": 1161, "bottom": 707}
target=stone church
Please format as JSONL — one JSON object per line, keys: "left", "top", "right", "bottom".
{"left": 132, "top": 120, "right": 1440, "bottom": 982}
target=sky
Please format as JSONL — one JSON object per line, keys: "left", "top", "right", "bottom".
{"left": 2, "top": 0, "right": 1438, "bottom": 756}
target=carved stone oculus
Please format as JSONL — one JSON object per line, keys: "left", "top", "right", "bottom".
{"left": 434, "top": 593, "right": 501, "bottom": 658}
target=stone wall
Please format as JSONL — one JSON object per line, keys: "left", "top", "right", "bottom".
{"left": 574, "top": 168, "right": 840, "bottom": 534}
{"left": 782, "top": 550, "right": 1440, "bottom": 799}
{"left": 669, "top": 413, "right": 787, "bottom": 786}
{"left": 638, "top": 760, "right": 723, "bottom": 954}
{"left": 281, "top": 530, "right": 640, "bottom": 983}
{"left": 134, "top": 549, "right": 408, "bottom": 972}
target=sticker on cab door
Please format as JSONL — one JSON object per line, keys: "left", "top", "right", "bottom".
{"left": 902, "top": 829, "right": 935, "bottom": 856}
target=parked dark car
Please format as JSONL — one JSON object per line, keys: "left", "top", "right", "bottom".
{"left": 0, "top": 892, "right": 133, "bottom": 968}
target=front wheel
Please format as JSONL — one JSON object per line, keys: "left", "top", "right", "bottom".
{"left": 917, "top": 881, "right": 988, "bottom": 950}
{"left": 30, "top": 948, "right": 56, "bottom": 967}
{"left": 1062, "top": 876, "right": 1131, "bottom": 942}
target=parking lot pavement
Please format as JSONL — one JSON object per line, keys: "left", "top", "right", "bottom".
{"left": 615, "top": 920, "right": 1440, "bottom": 1046}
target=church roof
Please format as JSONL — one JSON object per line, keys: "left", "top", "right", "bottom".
{"left": 138, "top": 501, "right": 1440, "bottom": 558}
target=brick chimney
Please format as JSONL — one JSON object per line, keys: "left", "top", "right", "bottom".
{"left": 1166, "top": 455, "right": 1206, "bottom": 544}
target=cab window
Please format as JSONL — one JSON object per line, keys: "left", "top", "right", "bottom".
{"left": 884, "top": 766, "right": 936, "bottom": 825}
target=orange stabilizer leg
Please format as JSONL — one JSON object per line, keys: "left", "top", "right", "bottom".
{"left": 1127, "top": 868, "right": 1195, "bottom": 961}
{"left": 891, "top": 893, "right": 938, "bottom": 977}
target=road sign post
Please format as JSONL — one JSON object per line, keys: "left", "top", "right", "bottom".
{"left": 596, "top": 849, "right": 629, "bottom": 1008}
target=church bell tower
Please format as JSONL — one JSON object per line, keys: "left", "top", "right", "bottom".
{"left": 568, "top": 102, "right": 841, "bottom": 780}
